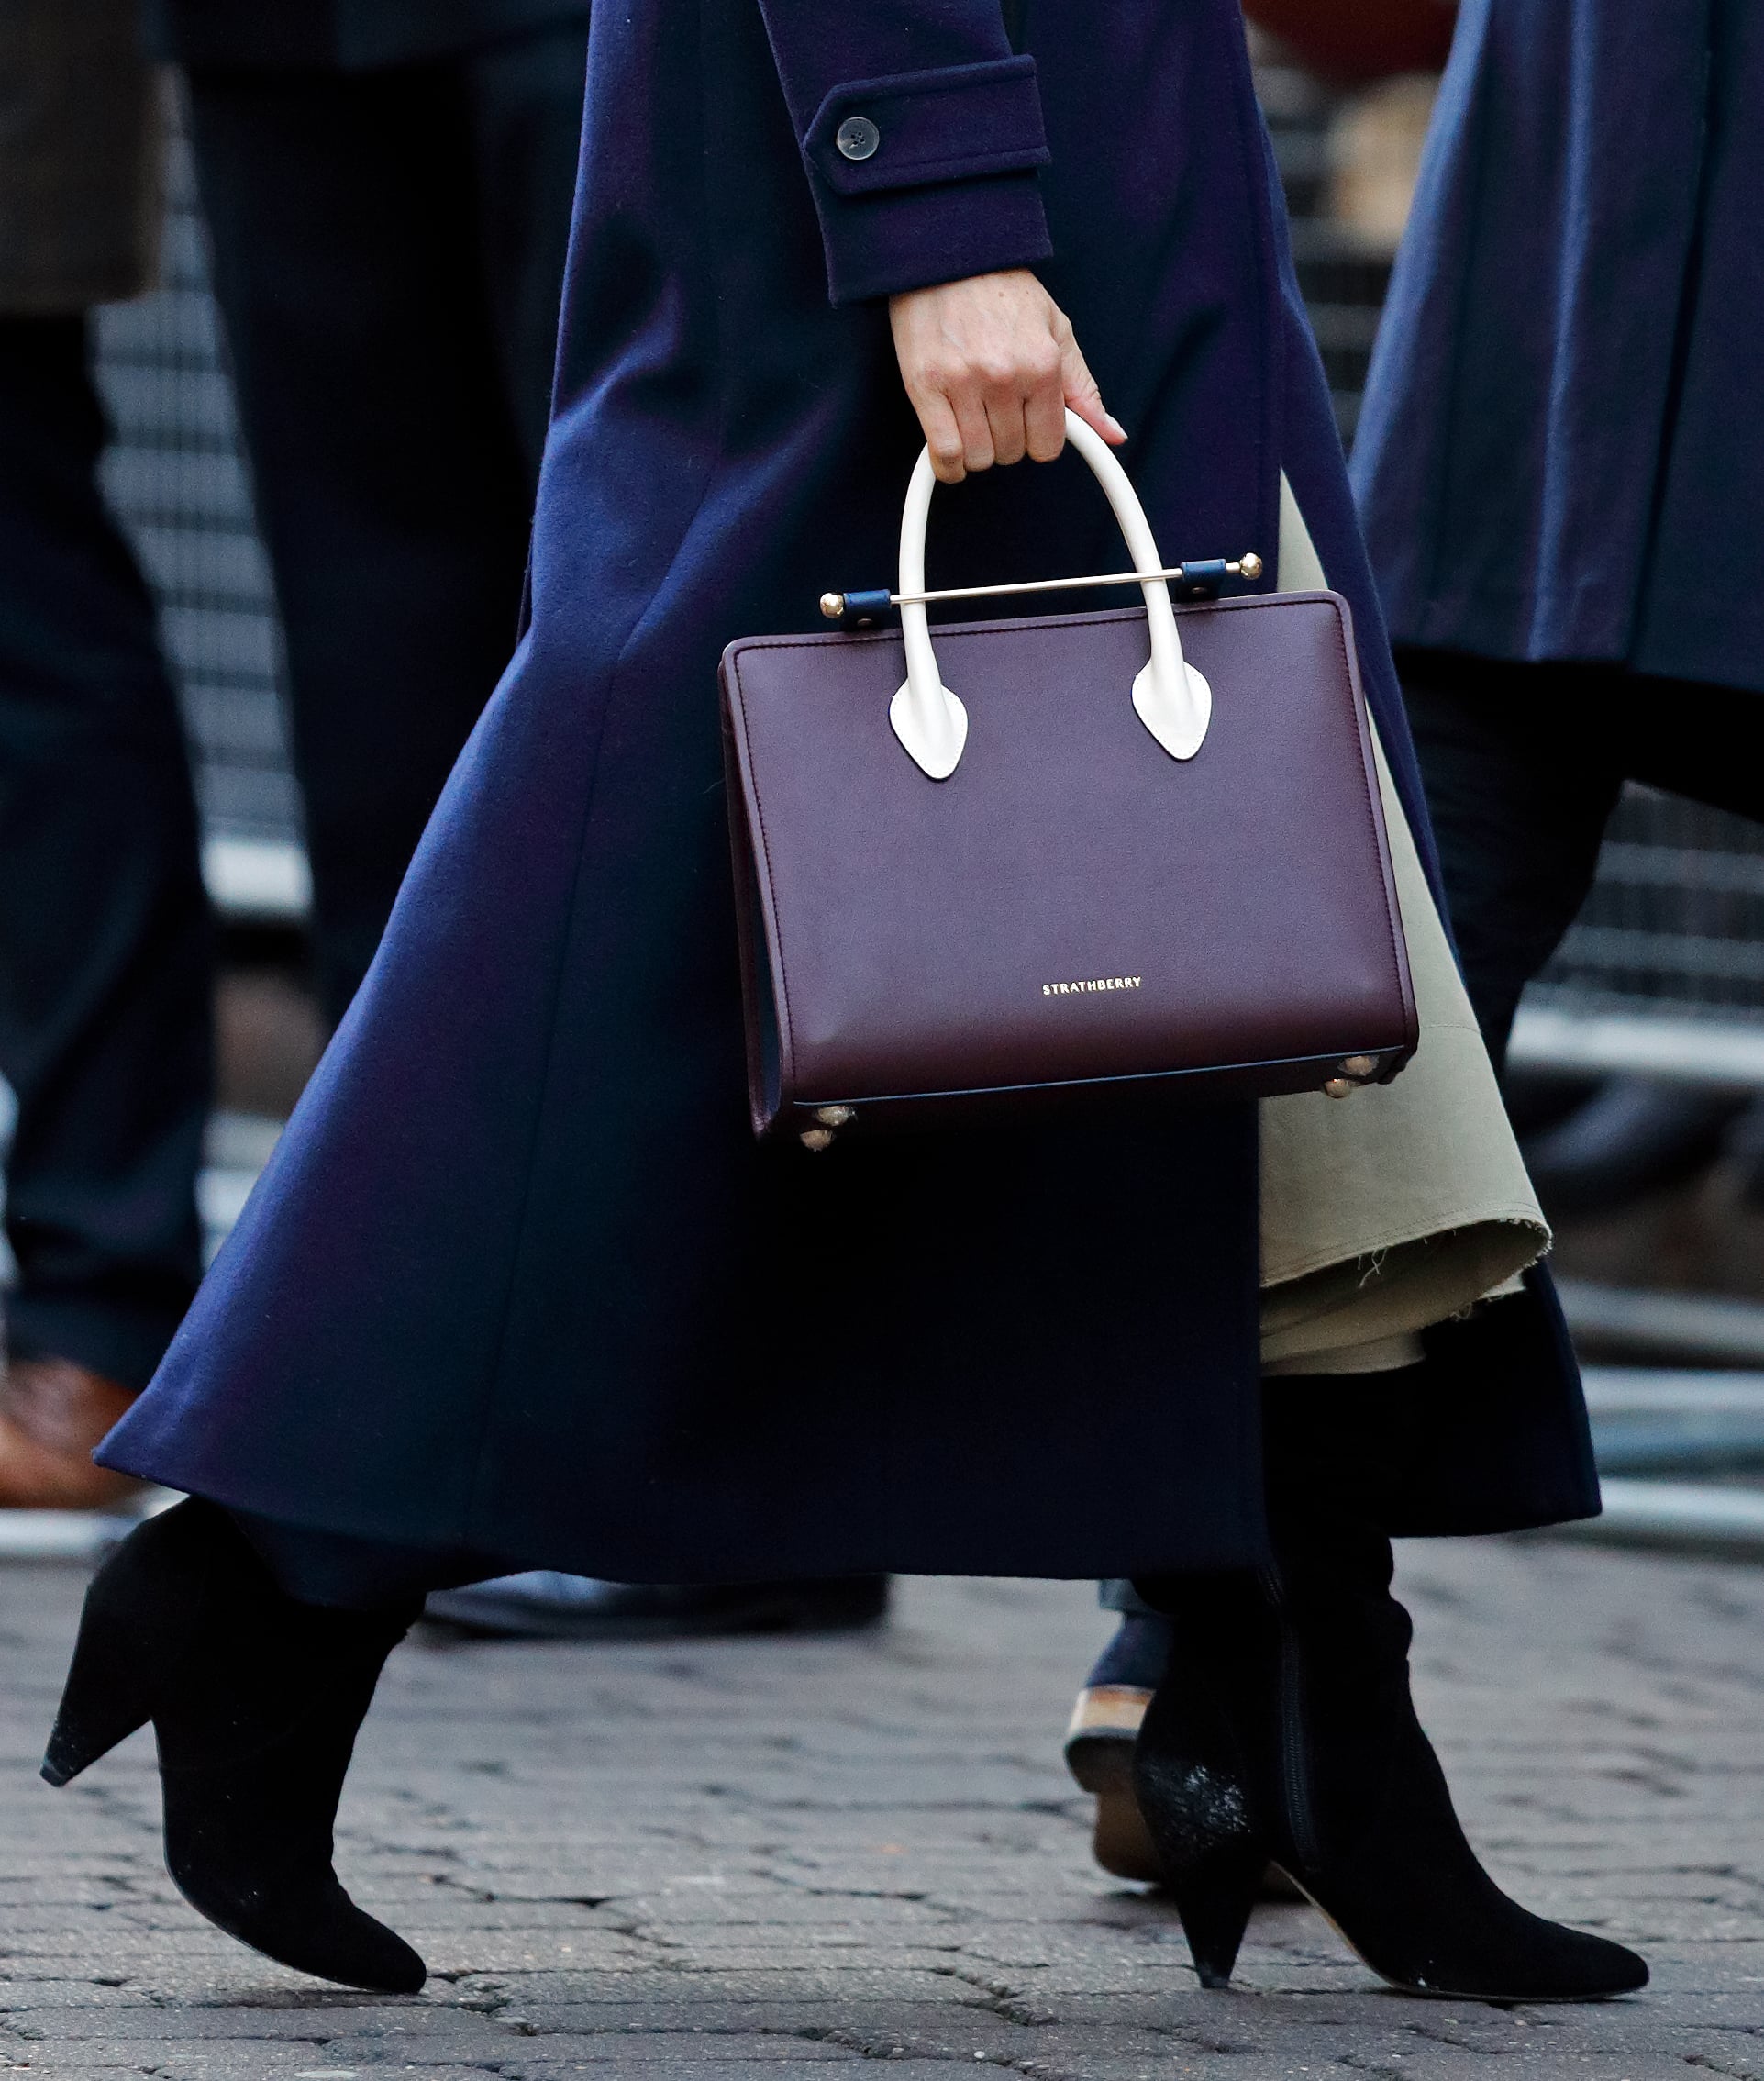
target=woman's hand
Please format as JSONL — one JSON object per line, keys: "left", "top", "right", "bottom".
{"left": 889, "top": 269, "right": 1126, "bottom": 484}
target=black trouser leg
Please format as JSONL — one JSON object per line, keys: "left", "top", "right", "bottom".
{"left": 183, "top": 27, "right": 586, "bottom": 1024}
{"left": 230, "top": 1507, "right": 503, "bottom": 1612}
{"left": 1617, "top": 673, "right": 1764, "bottom": 820}
{"left": 0, "top": 317, "right": 211, "bottom": 1388}
{"left": 1399, "top": 647, "right": 1764, "bottom": 1071}
{"left": 1397, "top": 651, "right": 1625, "bottom": 1073}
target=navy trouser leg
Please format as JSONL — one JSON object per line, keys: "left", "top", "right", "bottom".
{"left": 183, "top": 27, "right": 586, "bottom": 1024}
{"left": 0, "top": 317, "right": 212, "bottom": 1390}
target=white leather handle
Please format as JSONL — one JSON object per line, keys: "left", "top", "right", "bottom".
{"left": 890, "top": 408, "right": 1213, "bottom": 780}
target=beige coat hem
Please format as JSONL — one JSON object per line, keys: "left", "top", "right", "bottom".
{"left": 1257, "top": 480, "right": 1547, "bottom": 1374}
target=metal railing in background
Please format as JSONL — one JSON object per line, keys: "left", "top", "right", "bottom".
{"left": 1570, "top": 1370, "right": 1764, "bottom": 1561}
{"left": 1514, "top": 794, "right": 1764, "bottom": 1077}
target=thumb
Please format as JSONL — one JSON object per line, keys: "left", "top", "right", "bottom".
{"left": 1061, "top": 341, "right": 1127, "bottom": 446}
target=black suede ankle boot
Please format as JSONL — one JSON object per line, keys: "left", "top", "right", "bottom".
{"left": 43, "top": 1498, "right": 426, "bottom": 1993}
{"left": 1130, "top": 1384, "right": 1648, "bottom": 2001}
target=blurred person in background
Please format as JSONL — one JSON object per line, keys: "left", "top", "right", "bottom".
{"left": 0, "top": 1, "right": 213, "bottom": 1508}
{"left": 150, "top": 0, "right": 884, "bottom": 1638}
{"left": 150, "top": 0, "right": 593, "bottom": 1029}
{"left": 1360, "top": 0, "right": 1764, "bottom": 1078}
{"left": 1069, "top": 0, "right": 1764, "bottom": 1882}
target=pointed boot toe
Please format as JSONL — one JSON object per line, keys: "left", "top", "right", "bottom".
{"left": 1290, "top": 1715, "right": 1652, "bottom": 2004}
{"left": 1305, "top": 1853, "right": 1652, "bottom": 2003}
{"left": 1481, "top": 1921, "right": 1648, "bottom": 2004}
{"left": 166, "top": 1853, "right": 427, "bottom": 1994}
{"left": 44, "top": 1499, "right": 425, "bottom": 1993}
{"left": 349, "top": 1921, "right": 428, "bottom": 1997}
{"left": 1575, "top": 1935, "right": 1650, "bottom": 2001}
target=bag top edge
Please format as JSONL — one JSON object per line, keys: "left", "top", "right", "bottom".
{"left": 719, "top": 588, "right": 1349, "bottom": 669}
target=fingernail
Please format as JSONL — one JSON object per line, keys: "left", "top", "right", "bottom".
{"left": 1104, "top": 413, "right": 1127, "bottom": 441}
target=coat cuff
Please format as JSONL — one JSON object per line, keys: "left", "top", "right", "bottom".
{"left": 799, "top": 57, "right": 1055, "bottom": 305}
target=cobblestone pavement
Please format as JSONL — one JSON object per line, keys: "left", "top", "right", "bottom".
{"left": 4, "top": 1536, "right": 1763, "bottom": 2078}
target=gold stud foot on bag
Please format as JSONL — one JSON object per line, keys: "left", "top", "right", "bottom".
{"left": 1324, "top": 1053, "right": 1386, "bottom": 1096}
{"left": 799, "top": 1106, "right": 855, "bottom": 1151}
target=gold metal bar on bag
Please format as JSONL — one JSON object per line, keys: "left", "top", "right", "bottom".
{"left": 819, "top": 553, "right": 1262, "bottom": 621}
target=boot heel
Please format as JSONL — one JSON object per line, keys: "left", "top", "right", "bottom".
{"left": 1131, "top": 1653, "right": 1270, "bottom": 1991}
{"left": 41, "top": 1587, "right": 154, "bottom": 1786}
{"left": 1166, "top": 1838, "right": 1264, "bottom": 1987}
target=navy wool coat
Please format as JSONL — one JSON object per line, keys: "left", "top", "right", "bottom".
{"left": 1353, "top": 0, "right": 1764, "bottom": 693}
{"left": 105, "top": 0, "right": 1599, "bottom": 1578}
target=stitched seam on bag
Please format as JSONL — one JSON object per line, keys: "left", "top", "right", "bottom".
{"left": 728, "top": 595, "right": 1299, "bottom": 659}
{"left": 732, "top": 609, "right": 1163, "bottom": 654}
{"left": 727, "top": 652, "right": 799, "bottom": 1099}
{"left": 785, "top": 1052, "right": 1375, "bottom": 1107}
{"left": 1320, "top": 599, "right": 1413, "bottom": 1030}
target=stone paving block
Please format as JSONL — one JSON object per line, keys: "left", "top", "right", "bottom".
{"left": 0, "top": 1980, "right": 150, "bottom": 2011}
{"left": 4, "top": 2003, "right": 424, "bottom": 2042}
{"left": 1, "top": 2058, "right": 500, "bottom": 2080}
{"left": 2, "top": 1550, "right": 1763, "bottom": 2075}
{"left": 508, "top": 2032, "right": 867, "bottom": 2064}
{"left": 1331, "top": 2054, "right": 1709, "bottom": 2081}
{"left": 499, "top": 2062, "right": 901, "bottom": 2076}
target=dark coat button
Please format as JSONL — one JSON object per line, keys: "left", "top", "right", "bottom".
{"left": 835, "top": 116, "right": 881, "bottom": 161}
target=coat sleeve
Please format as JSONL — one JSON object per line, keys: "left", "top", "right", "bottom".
{"left": 753, "top": 0, "right": 1054, "bottom": 306}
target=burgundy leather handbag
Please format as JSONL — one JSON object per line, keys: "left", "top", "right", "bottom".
{"left": 720, "top": 413, "right": 1417, "bottom": 1150}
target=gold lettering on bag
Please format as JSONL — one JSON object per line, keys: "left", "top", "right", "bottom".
{"left": 1040, "top": 976, "right": 1144, "bottom": 996}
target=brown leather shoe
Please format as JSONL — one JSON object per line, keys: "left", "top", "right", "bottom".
{"left": 1065, "top": 1683, "right": 1163, "bottom": 1880}
{"left": 0, "top": 1357, "right": 143, "bottom": 1509}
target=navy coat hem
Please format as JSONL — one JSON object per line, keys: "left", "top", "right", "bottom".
{"left": 97, "top": 0, "right": 1598, "bottom": 1582}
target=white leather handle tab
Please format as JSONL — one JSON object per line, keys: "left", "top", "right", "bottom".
{"left": 891, "top": 408, "right": 1213, "bottom": 779}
